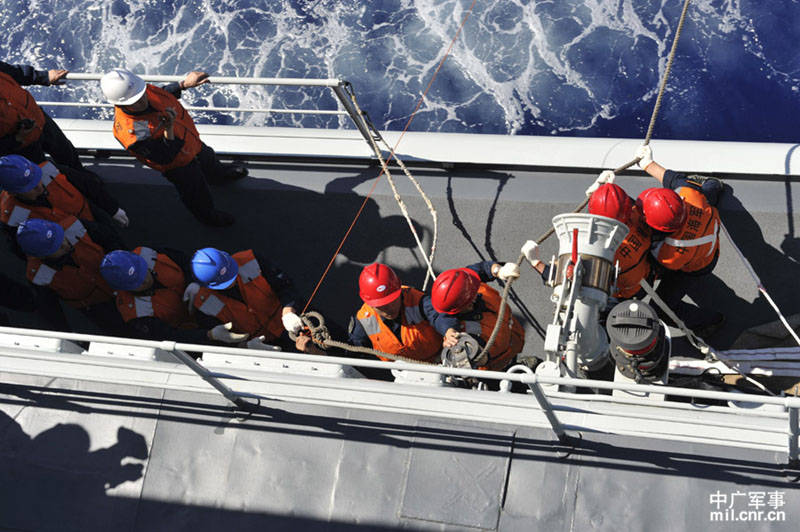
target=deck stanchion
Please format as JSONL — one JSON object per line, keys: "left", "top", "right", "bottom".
{"left": 526, "top": 377, "right": 572, "bottom": 447}
{"left": 168, "top": 349, "right": 258, "bottom": 412}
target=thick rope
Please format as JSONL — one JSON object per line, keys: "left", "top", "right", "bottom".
{"left": 297, "top": 311, "right": 437, "bottom": 365}
{"left": 302, "top": 0, "right": 477, "bottom": 313}
{"left": 344, "top": 85, "right": 439, "bottom": 289}
{"left": 719, "top": 222, "right": 800, "bottom": 346}
{"left": 476, "top": 0, "right": 692, "bottom": 361}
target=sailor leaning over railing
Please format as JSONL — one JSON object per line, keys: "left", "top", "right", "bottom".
{"left": 635, "top": 143, "right": 725, "bottom": 338}
{"left": 0, "top": 60, "right": 84, "bottom": 171}
{"left": 100, "top": 68, "right": 248, "bottom": 227}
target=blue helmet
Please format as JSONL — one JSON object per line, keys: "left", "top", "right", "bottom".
{"left": 191, "top": 247, "right": 238, "bottom": 290}
{"left": 16, "top": 218, "right": 64, "bottom": 258}
{"left": 0, "top": 155, "right": 43, "bottom": 193}
{"left": 100, "top": 250, "right": 149, "bottom": 291}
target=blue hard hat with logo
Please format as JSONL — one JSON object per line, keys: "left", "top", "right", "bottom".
{"left": 191, "top": 247, "right": 238, "bottom": 290}
{"left": 100, "top": 250, "right": 149, "bottom": 291}
{"left": 16, "top": 218, "right": 64, "bottom": 258}
{"left": 0, "top": 155, "right": 43, "bottom": 193}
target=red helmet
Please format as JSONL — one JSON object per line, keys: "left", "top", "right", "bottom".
{"left": 636, "top": 188, "right": 687, "bottom": 232}
{"left": 359, "top": 263, "right": 401, "bottom": 307}
{"left": 588, "top": 183, "right": 632, "bottom": 223}
{"left": 431, "top": 268, "right": 481, "bottom": 315}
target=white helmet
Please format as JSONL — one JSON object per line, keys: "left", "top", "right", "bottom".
{"left": 100, "top": 68, "right": 146, "bottom": 105}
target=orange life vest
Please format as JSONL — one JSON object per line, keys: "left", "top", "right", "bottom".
{"left": 193, "top": 250, "right": 284, "bottom": 341}
{"left": 25, "top": 216, "right": 113, "bottom": 308}
{"left": 613, "top": 207, "right": 653, "bottom": 298}
{"left": 653, "top": 185, "right": 720, "bottom": 273}
{"left": 459, "top": 284, "right": 525, "bottom": 371}
{"left": 0, "top": 161, "right": 94, "bottom": 227}
{"left": 115, "top": 247, "right": 190, "bottom": 328}
{"left": 112, "top": 84, "right": 202, "bottom": 172}
{"left": 356, "top": 286, "right": 444, "bottom": 363}
{"left": 0, "top": 72, "right": 45, "bottom": 150}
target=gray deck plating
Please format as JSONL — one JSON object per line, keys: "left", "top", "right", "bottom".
{"left": 0, "top": 373, "right": 796, "bottom": 532}
{"left": 1, "top": 153, "right": 799, "bottom": 531}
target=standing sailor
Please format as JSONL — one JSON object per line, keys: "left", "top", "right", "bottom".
{"left": 100, "top": 68, "right": 247, "bottom": 226}
{"left": 587, "top": 181, "right": 654, "bottom": 300}
{"left": 635, "top": 145, "right": 725, "bottom": 336}
{"left": 0, "top": 61, "right": 85, "bottom": 170}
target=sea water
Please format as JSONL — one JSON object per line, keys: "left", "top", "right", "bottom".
{"left": 1, "top": 0, "right": 798, "bottom": 142}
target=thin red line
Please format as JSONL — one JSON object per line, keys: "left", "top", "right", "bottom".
{"left": 303, "top": 0, "right": 479, "bottom": 313}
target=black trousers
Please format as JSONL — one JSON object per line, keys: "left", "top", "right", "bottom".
{"left": 163, "top": 143, "right": 229, "bottom": 222}
{"left": 17, "top": 112, "right": 84, "bottom": 170}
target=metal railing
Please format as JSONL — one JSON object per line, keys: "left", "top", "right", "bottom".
{"left": 0, "top": 325, "right": 798, "bottom": 466}
{"left": 35, "top": 73, "right": 375, "bottom": 146}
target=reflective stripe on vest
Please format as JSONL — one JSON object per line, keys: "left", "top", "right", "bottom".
{"left": 40, "top": 162, "right": 58, "bottom": 184}
{"left": 31, "top": 264, "right": 57, "bottom": 286}
{"left": 138, "top": 247, "right": 158, "bottom": 269}
{"left": 198, "top": 293, "right": 226, "bottom": 317}
{"left": 63, "top": 219, "right": 87, "bottom": 245}
{"left": 7, "top": 205, "right": 31, "bottom": 227}
{"left": 134, "top": 296, "right": 155, "bottom": 318}
{"left": 664, "top": 221, "right": 719, "bottom": 257}
{"left": 358, "top": 313, "right": 382, "bottom": 337}
{"left": 132, "top": 121, "right": 151, "bottom": 142}
{"left": 238, "top": 259, "right": 260, "bottom": 283}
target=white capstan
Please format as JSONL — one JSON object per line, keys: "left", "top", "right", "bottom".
{"left": 100, "top": 68, "right": 147, "bottom": 105}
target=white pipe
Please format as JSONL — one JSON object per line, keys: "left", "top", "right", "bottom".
{"left": 2, "top": 325, "right": 799, "bottom": 409}
{"left": 64, "top": 73, "right": 342, "bottom": 87}
{"left": 37, "top": 101, "right": 348, "bottom": 115}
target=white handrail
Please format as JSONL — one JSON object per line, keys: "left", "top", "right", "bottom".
{"left": 64, "top": 73, "right": 342, "bottom": 87}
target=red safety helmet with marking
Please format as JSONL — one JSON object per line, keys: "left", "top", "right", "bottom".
{"left": 588, "top": 183, "right": 633, "bottom": 223}
{"left": 636, "top": 187, "right": 687, "bottom": 232}
{"left": 359, "top": 263, "right": 402, "bottom": 307}
{"left": 431, "top": 268, "right": 482, "bottom": 315}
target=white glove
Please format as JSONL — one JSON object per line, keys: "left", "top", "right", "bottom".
{"left": 585, "top": 170, "right": 615, "bottom": 197}
{"left": 246, "top": 335, "right": 276, "bottom": 350}
{"left": 208, "top": 322, "right": 249, "bottom": 343}
{"left": 182, "top": 282, "right": 200, "bottom": 312}
{"left": 497, "top": 262, "right": 520, "bottom": 281}
{"left": 636, "top": 144, "right": 653, "bottom": 170}
{"left": 281, "top": 311, "right": 304, "bottom": 334}
{"left": 521, "top": 240, "right": 541, "bottom": 267}
{"left": 112, "top": 208, "right": 129, "bottom": 228}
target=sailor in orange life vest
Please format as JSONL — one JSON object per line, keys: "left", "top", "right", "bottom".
{"left": 15, "top": 217, "right": 126, "bottom": 333}
{"left": 0, "top": 61, "right": 86, "bottom": 170}
{"left": 295, "top": 263, "right": 448, "bottom": 363}
{"left": 0, "top": 155, "right": 128, "bottom": 258}
{"left": 100, "top": 248, "right": 255, "bottom": 351}
{"left": 586, "top": 181, "right": 654, "bottom": 300}
{"left": 184, "top": 247, "right": 305, "bottom": 350}
{"left": 634, "top": 144, "right": 725, "bottom": 337}
{"left": 100, "top": 68, "right": 247, "bottom": 227}
{"left": 428, "top": 262, "right": 525, "bottom": 371}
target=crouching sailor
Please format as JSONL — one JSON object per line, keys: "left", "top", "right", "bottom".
{"left": 99, "top": 248, "right": 247, "bottom": 350}
{"left": 295, "top": 263, "right": 444, "bottom": 363}
{"left": 428, "top": 262, "right": 525, "bottom": 371}
{"left": 186, "top": 247, "right": 303, "bottom": 350}
{"left": 16, "top": 216, "right": 124, "bottom": 332}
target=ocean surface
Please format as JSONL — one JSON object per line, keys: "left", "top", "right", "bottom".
{"left": 2, "top": 0, "right": 799, "bottom": 142}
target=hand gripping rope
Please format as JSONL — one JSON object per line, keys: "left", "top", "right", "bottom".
{"left": 292, "top": 311, "right": 437, "bottom": 365}
{"left": 478, "top": 0, "right": 693, "bottom": 362}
